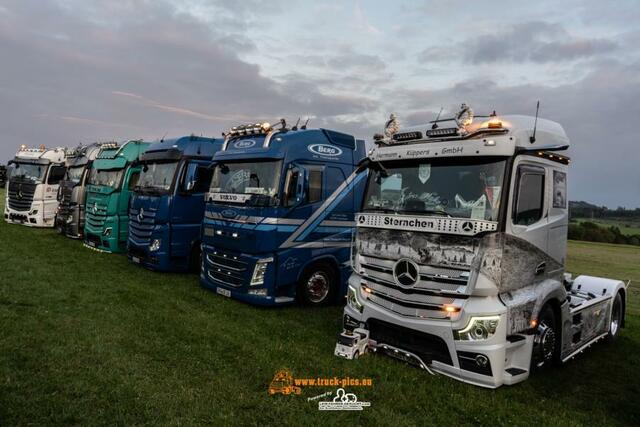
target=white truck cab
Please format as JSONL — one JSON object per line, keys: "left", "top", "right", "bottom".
{"left": 339, "top": 106, "right": 628, "bottom": 388}
{"left": 4, "top": 145, "right": 66, "bottom": 227}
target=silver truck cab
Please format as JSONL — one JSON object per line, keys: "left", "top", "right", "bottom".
{"left": 340, "top": 106, "right": 627, "bottom": 388}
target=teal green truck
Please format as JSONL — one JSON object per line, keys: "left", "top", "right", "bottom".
{"left": 84, "top": 140, "right": 150, "bottom": 253}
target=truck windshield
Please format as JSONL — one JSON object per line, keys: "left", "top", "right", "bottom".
{"left": 137, "top": 161, "right": 178, "bottom": 192}
{"left": 88, "top": 168, "right": 123, "bottom": 188}
{"left": 66, "top": 166, "right": 85, "bottom": 184}
{"left": 363, "top": 157, "right": 507, "bottom": 221}
{"left": 210, "top": 160, "right": 282, "bottom": 198}
{"left": 10, "top": 162, "right": 46, "bottom": 183}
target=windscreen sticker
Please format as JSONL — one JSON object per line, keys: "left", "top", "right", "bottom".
{"left": 418, "top": 164, "right": 431, "bottom": 184}
{"left": 206, "top": 193, "right": 252, "bottom": 204}
{"left": 553, "top": 170, "right": 567, "bottom": 209}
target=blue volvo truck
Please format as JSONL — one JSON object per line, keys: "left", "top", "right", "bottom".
{"left": 127, "top": 135, "right": 223, "bottom": 272}
{"left": 200, "top": 121, "right": 367, "bottom": 306}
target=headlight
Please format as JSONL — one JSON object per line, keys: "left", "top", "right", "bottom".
{"left": 347, "top": 285, "right": 363, "bottom": 313}
{"left": 454, "top": 316, "right": 500, "bottom": 341}
{"left": 250, "top": 258, "right": 272, "bottom": 286}
{"left": 149, "top": 239, "right": 161, "bottom": 252}
{"left": 103, "top": 227, "right": 112, "bottom": 236}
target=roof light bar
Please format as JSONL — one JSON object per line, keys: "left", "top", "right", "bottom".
{"left": 393, "top": 131, "right": 423, "bottom": 142}
{"left": 426, "top": 127, "right": 459, "bottom": 138}
{"left": 224, "top": 122, "right": 272, "bottom": 138}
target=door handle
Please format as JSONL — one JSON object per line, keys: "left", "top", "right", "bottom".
{"left": 535, "top": 262, "right": 546, "bottom": 275}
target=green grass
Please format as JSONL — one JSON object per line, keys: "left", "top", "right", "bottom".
{"left": 574, "top": 217, "right": 640, "bottom": 236}
{"left": 1, "top": 188, "right": 639, "bottom": 426}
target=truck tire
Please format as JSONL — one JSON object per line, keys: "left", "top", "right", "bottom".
{"left": 297, "top": 262, "right": 337, "bottom": 306}
{"left": 532, "top": 304, "right": 560, "bottom": 370}
{"left": 606, "top": 292, "right": 624, "bottom": 342}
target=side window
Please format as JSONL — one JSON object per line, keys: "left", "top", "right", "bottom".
{"left": 128, "top": 171, "right": 140, "bottom": 191}
{"left": 47, "top": 166, "right": 66, "bottom": 185}
{"left": 194, "top": 166, "right": 213, "bottom": 193}
{"left": 513, "top": 165, "right": 545, "bottom": 226}
{"left": 308, "top": 169, "right": 323, "bottom": 203}
{"left": 284, "top": 169, "right": 299, "bottom": 207}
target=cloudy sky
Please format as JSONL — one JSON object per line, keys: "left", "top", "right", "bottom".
{"left": 0, "top": 0, "right": 638, "bottom": 207}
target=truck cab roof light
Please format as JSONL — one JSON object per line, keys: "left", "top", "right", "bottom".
{"left": 426, "top": 127, "right": 460, "bottom": 138}
{"left": 393, "top": 131, "right": 423, "bottom": 142}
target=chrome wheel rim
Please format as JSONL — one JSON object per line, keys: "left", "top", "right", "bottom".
{"left": 306, "top": 272, "right": 330, "bottom": 303}
{"left": 535, "top": 322, "right": 556, "bottom": 367}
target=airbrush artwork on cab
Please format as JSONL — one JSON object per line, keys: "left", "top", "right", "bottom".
{"left": 337, "top": 104, "right": 628, "bottom": 388}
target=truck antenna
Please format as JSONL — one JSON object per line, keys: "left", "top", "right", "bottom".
{"left": 160, "top": 131, "right": 168, "bottom": 143}
{"left": 530, "top": 101, "right": 540, "bottom": 144}
{"left": 431, "top": 107, "right": 444, "bottom": 129}
{"left": 301, "top": 117, "right": 310, "bottom": 130}
{"left": 292, "top": 117, "right": 301, "bottom": 131}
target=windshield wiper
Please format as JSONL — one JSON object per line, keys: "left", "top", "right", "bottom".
{"left": 421, "top": 209, "right": 452, "bottom": 217}
{"left": 363, "top": 207, "right": 398, "bottom": 214}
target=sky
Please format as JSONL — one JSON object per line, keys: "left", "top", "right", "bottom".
{"left": 0, "top": 0, "right": 639, "bottom": 207}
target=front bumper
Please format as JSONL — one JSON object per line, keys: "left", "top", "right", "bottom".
{"left": 127, "top": 227, "right": 174, "bottom": 272}
{"left": 4, "top": 201, "right": 56, "bottom": 228}
{"left": 200, "top": 243, "right": 293, "bottom": 306}
{"left": 343, "top": 279, "right": 514, "bottom": 388}
{"left": 84, "top": 216, "right": 121, "bottom": 253}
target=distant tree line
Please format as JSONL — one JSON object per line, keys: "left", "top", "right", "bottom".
{"left": 569, "top": 201, "right": 640, "bottom": 219}
{"left": 568, "top": 221, "right": 640, "bottom": 246}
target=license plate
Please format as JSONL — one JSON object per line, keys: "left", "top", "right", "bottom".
{"left": 216, "top": 287, "right": 231, "bottom": 298}
{"left": 88, "top": 241, "right": 96, "bottom": 247}
{"left": 132, "top": 256, "right": 140, "bottom": 263}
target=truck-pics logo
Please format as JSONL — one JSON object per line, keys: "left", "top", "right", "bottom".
{"left": 233, "top": 139, "right": 256, "bottom": 149}
{"left": 308, "top": 144, "right": 343, "bottom": 157}
{"left": 269, "top": 370, "right": 302, "bottom": 395}
{"left": 318, "top": 388, "right": 371, "bottom": 411}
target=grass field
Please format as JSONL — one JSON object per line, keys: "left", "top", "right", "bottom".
{"left": 1, "top": 188, "right": 639, "bottom": 426}
{"left": 574, "top": 217, "right": 640, "bottom": 236}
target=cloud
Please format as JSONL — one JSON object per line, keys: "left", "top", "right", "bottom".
{"left": 0, "top": 0, "right": 374, "bottom": 157}
{"left": 385, "top": 59, "right": 640, "bottom": 207}
{"left": 420, "top": 21, "right": 618, "bottom": 64}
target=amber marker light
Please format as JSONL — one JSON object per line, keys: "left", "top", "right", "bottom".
{"left": 444, "top": 304, "right": 460, "bottom": 313}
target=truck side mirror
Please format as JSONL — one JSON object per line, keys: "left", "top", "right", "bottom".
{"left": 284, "top": 166, "right": 307, "bottom": 208}
{"left": 182, "top": 163, "right": 199, "bottom": 194}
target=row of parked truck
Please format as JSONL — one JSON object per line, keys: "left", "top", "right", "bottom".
{"left": 3, "top": 106, "right": 629, "bottom": 388}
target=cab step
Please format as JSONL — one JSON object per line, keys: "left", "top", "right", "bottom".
{"left": 503, "top": 367, "right": 529, "bottom": 385}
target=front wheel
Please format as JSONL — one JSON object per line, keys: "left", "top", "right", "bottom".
{"left": 297, "top": 262, "right": 337, "bottom": 306}
{"left": 606, "top": 292, "right": 624, "bottom": 342}
{"left": 532, "top": 304, "right": 560, "bottom": 370}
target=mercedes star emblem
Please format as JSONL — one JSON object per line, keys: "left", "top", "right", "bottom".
{"left": 460, "top": 221, "right": 474, "bottom": 233}
{"left": 393, "top": 258, "right": 420, "bottom": 288}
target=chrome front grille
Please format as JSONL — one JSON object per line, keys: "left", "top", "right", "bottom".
{"left": 357, "top": 254, "right": 470, "bottom": 318}
{"left": 8, "top": 181, "right": 36, "bottom": 211}
{"left": 57, "top": 183, "right": 75, "bottom": 216}
{"left": 205, "top": 250, "right": 248, "bottom": 287}
{"left": 85, "top": 203, "right": 108, "bottom": 228}
{"left": 128, "top": 207, "right": 157, "bottom": 244}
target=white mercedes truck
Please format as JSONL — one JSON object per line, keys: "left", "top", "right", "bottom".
{"left": 4, "top": 145, "right": 67, "bottom": 227}
{"left": 339, "top": 105, "right": 628, "bottom": 388}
